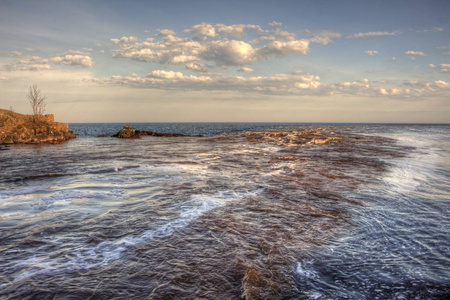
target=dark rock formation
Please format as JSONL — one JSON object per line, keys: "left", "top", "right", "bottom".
{"left": 100, "top": 126, "right": 203, "bottom": 139}
{"left": 0, "top": 109, "right": 76, "bottom": 144}
{"left": 116, "top": 126, "right": 138, "bottom": 138}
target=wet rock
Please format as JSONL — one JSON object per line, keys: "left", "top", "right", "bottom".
{"left": 307, "top": 137, "right": 342, "bottom": 145}
{"left": 245, "top": 128, "right": 342, "bottom": 147}
{"left": 242, "top": 267, "right": 265, "bottom": 299}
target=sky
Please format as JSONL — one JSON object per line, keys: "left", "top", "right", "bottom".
{"left": 0, "top": 0, "right": 449, "bottom": 123}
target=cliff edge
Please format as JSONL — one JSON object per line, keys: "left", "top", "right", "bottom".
{"left": 0, "top": 109, "right": 76, "bottom": 144}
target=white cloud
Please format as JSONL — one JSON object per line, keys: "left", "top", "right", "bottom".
{"left": 111, "top": 33, "right": 315, "bottom": 67}
{"left": 237, "top": 67, "right": 254, "bottom": 73}
{"left": 437, "top": 45, "right": 450, "bottom": 50}
{"left": 259, "top": 39, "right": 310, "bottom": 57}
{"left": 215, "top": 24, "right": 246, "bottom": 37}
{"left": 295, "top": 81, "right": 321, "bottom": 89}
{"left": 405, "top": 80, "right": 450, "bottom": 91}
{"left": 365, "top": 50, "right": 379, "bottom": 56}
{"left": 157, "top": 29, "right": 176, "bottom": 36}
{"left": 110, "top": 36, "right": 138, "bottom": 44}
{"left": 214, "top": 24, "right": 265, "bottom": 37}
{"left": 97, "top": 70, "right": 324, "bottom": 95}
{"left": 417, "top": 27, "right": 444, "bottom": 33}
{"left": 404, "top": 51, "right": 426, "bottom": 56}
{"left": 339, "top": 80, "right": 370, "bottom": 88}
{"left": 109, "top": 23, "right": 343, "bottom": 68}
{"left": 201, "top": 39, "right": 257, "bottom": 65}
{"left": 429, "top": 63, "right": 450, "bottom": 72}
{"left": 87, "top": 67, "right": 450, "bottom": 99}
{"left": 184, "top": 22, "right": 217, "bottom": 37}
{"left": 4, "top": 51, "right": 94, "bottom": 71}
{"left": 309, "top": 31, "right": 342, "bottom": 45}
{"left": 50, "top": 54, "right": 94, "bottom": 68}
{"left": 271, "top": 28, "right": 296, "bottom": 40}
{"left": 10, "top": 51, "right": 22, "bottom": 57}
{"left": 108, "top": 23, "right": 432, "bottom": 76}
{"left": 112, "top": 35, "right": 204, "bottom": 64}
{"left": 6, "top": 63, "right": 51, "bottom": 71}
{"left": 185, "top": 62, "right": 208, "bottom": 72}
{"left": 5, "top": 56, "right": 51, "bottom": 71}
{"left": 347, "top": 30, "right": 401, "bottom": 38}
{"left": 269, "top": 21, "right": 282, "bottom": 27}
{"left": 434, "top": 80, "right": 449, "bottom": 88}
{"left": 64, "top": 50, "right": 89, "bottom": 55}
{"left": 147, "top": 70, "right": 212, "bottom": 82}
{"left": 327, "top": 78, "right": 450, "bottom": 98}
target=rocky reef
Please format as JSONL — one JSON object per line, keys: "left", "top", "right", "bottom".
{"left": 0, "top": 109, "right": 76, "bottom": 144}
{"left": 100, "top": 125, "right": 202, "bottom": 139}
{"left": 244, "top": 127, "right": 342, "bottom": 147}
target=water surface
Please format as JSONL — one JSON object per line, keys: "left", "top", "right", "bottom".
{"left": 0, "top": 123, "right": 448, "bottom": 299}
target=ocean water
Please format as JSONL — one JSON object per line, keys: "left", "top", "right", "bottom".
{"left": 0, "top": 123, "right": 448, "bottom": 299}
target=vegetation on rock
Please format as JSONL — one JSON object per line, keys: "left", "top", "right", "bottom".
{"left": 0, "top": 109, "right": 76, "bottom": 144}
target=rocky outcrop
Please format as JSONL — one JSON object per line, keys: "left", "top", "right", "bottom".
{"left": 0, "top": 109, "right": 76, "bottom": 144}
{"left": 244, "top": 128, "right": 342, "bottom": 147}
{"left": 116, "top": 126, "right": 138, "bottom": 138}
{"left": 100, "top": 126, "right": 203, "bottom": 138}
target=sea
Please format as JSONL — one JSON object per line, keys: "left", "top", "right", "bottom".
{"left": 0, "top": 123, "right": 449, "bottom": 299}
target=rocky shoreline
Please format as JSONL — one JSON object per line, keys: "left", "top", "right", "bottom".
{"left": 0, "top": 109, "right": 76, "bottom": 145}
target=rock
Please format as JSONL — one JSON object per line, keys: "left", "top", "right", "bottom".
{"left": 307, "top": 137, "right": 342, "bottom": 145}
{"left": 116, "top": 126, "right": 140, "bottom": 139}
{"left": 109, "top": 126, "right": 203, "bottom": 139}
{"left": 242, "top": 266, "right": 265, "bottom": 300}
{"left": 245, "top": 129, "right": 343, "bottom": 147}
{"left": 0, "top": 109, "right": 76, "bottom": 144}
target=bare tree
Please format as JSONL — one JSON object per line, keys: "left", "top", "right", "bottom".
{"left": 27, "top": 84, "right": 46, "bottom": 124}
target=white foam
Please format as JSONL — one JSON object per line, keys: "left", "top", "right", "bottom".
{"left": 114, "top": 191, "right": 247, "bottom": 247}
{"left": 295, "top": 261, "right": 318, "bottom": 279}
{"left": 305, "top": 291, "right": 323, "bottom": 300}
{"left": 381, "top": 133, "right": 443, "bottom": 195}
{"left": 0, "top": 185, "right": 51, "bottom": 199}
{"left": 5, "top": 190, "right": 256, "bottom": 285}
{"left": 30, "top": 188, "right": 127, "bottom": 212}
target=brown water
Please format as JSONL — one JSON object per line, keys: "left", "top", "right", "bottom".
{"left": 0, "top": 125, "right": 448, "bottom": 299}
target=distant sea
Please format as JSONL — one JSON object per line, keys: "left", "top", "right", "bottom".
{"left": 1, "top": 123, "right": 449, "bottom": 299}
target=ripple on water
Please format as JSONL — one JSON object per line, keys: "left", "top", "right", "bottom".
{"left": 0, "top": 125, "right": 449, "bottom": 299}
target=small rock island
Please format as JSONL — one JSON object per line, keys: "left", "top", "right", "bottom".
{"left": 0, "top": 109, "right": 76, "bottom": 144}
{"left": 100, "top": 125, "right": 202, "bottom": 139}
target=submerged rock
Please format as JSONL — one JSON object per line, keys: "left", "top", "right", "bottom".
{"left": 244, "top": 128, "right": 342, "bottom": 147}
{"left": 307, "top": 137, "right": 342, "bottom": 145}
{"left": 0, "top": 109, "right": 76, "bottom": 144}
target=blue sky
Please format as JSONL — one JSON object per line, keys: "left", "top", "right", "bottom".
{"left": 0, "top": 0, "right": 449, "bottom": 122}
